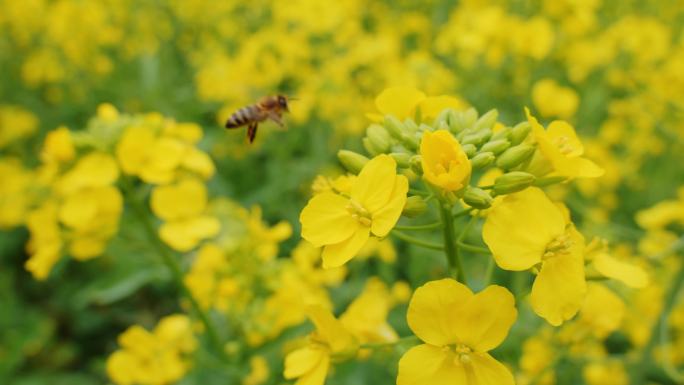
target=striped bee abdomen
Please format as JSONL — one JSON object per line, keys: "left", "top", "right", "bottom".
{"left": 225, "top": 105, "right": 258, "bottom": 128}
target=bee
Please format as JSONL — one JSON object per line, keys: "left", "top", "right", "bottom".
{"left": 224, "top": 95, "right": 291, "bottom": 143}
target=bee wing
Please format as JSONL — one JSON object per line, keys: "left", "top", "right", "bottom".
{"left": 247, "top": 123, "right": 258, "bottom": 143}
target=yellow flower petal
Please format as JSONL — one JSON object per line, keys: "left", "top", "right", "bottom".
{"left": 407, "top": 279, "right": 472, "bottom": 346}
{"left": 306, "top": 305, "right": 357, "bottom": 354}
{"left": 370, "top": 175, "right": 408, "bottom": 237}
{"left": 284, "top": 346, "right": 325, "bottom": 379}
{"left": 420, "top": 130, "right": 471, "bottom": 192}
{"left": 151, "top": 179, "right": 207, "bottom": 221}
{"left": 579, "top": 283, "right": 625, "bottom": 338}
{"left": 454, "top": 285, "right": 517, "bottom": 352}
{"left": 531, "top": 249, "right": 586, "bottom": 326}
{"left": 467, "top": 353, "right": 516, "bottom": 385}
{"left": 295, "top": 353, "right": 329, "bottom": 385}
{"left": 418, "top": 96, "right": 467, "bottom": 122}
{"left": 547, "top": 121, "right": 584, "bottom": 157}
{"left": 483, "top": 188, "right": 565, "bottom": 271}
{"left": 351, "top": 154, "right": 397, "bottom": 213}
{"left": 321, "top": 226, "right": 370, "bottom": 268}
{"left": 397, "top": 344, "right": 466, "bottom": 385}
{"left": 593, "top": 253, "right": 649, "bottom": 288}
{"left": 300, "top": 192, "right": 359, "bottom": 247}
{"left": 375, "top": 86, "right": 426, "bottom": 120}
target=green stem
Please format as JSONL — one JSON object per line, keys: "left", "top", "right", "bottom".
{"left": 123, "top": 179, "right": 226, "bottom": 360}
{"left": 637, "top": 255, "right": 684, "bottom": 382}
{"left": 394, "top": 222, "right": 442, "bottom": 231}
{"left": 453, "top": 207, "right": 474, "bottom": 219}
{"left": 409, "top": 188, "right": 430, "bottom": 196}
{"left": 440, "top": 204, "right": 466, "bottom": 283}
{"left": 483, "top": 256, "right": 495, "bottom": 286}
{"left": 456, "top": 241, "right": 490, "bottom": 254}
{"left": 391, "top": 230, "right": 444, "bottom": 250}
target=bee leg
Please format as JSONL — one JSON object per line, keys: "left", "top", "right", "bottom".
{"left": 268, "top": 112, "right": 285, "bottom": 129}
{"left": 247, "top": 123, "right": 258, "bottom": 143}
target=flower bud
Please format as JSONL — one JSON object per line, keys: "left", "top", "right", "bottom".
{"left": 403, "top": 119, "right": 419, "bottom": 134}
{"left": 362, "top": 138, "right": 381, "bottom": 156}
{"left": 462, "top": 144, "right": 477, "bottom": 158}
{"left": 509, "top": 121, "right": 531, "bottom": 145}
{"left": 402, "top": 196, "right": 428, "bottom": 217}
{"left": 491, "top": 125, "right": 511, "bottom": 141}
{"left": 472, "top": 109, "right": 498, "bottom": 132}
{"left": 366, "top": 124, "right": 392, "bottom": 153}
{"left": 390, "top": 152, "right": 412, "bottom": 168}
{"left": 493, "top": 171, "right": 536, "bottom": 195}
{"left": 534, "top": 175, "right": 567, "bottom": 187}
{"left": 401, "top": 133, "right": 419, "bottom": 151}
{"left": 480, "top": 139, "right": 510, "bottom": 155}
{"left": 463, "top": 186, "right": 493, "bottom": 209}
{"left": 461, "top": 128, "right": 492, "bottom": 146}
{"left": 420, "top": 130, "right": 471, "bottom": 195}
{"left": 409, "top": 155, "right": 423, "bottom": 175}
{"left": 337, "top": 150, "right": 369, "bottom": 174}
{"left": 384, "top": 115, "right": 405, "bottom": 140}
{"left": 470, "top": 152, "right": 495, "bottom": 169}
{"left": 496, "top": 144, "right": 535, "bottom": 170}
{"left": 450, "top": 108, "right": 478, "bottom": 133}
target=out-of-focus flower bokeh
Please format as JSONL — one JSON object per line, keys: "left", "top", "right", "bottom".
{"left": 1, "top": 0, "right": 683, "bottom": 384}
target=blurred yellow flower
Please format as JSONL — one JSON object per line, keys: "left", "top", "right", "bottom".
{"left": 41, "top": 126, "right": 75, "bottom": 164}
{"left": 577, "top": 283, "right": 625, "bottom": 339}
{"left": 532, "top": 79, "right": 580, "bottom": 119}
{"left": 483, "top": 187, "right": 586, "bottom": 326}
{"left": 526, "top": 108, "right": 603, "bottom": 179}
{"left": 340, "top": 278, "right": 398, "bottom": 345}
{"left": 0, "top": 105, "right": 38, "bottom": 148}
{"left": 151, "top": 178, "right": 220, "bottom": 252}
{"left": 398, "top": 279, "right": 517, "bottom": 385}
{"left": 420, "top": 130, "right": 471, "bottom": 193}
{"left": 106, "top": 314, "right": 197, "bottom": 385}
{"left": 372, "top": 86, "right": 426, "bottom": 121}
{"left": 300, "top": 154, "right": 408, "bottom": 268}
{"left": 284, "top": 305, "right": 358, "bottom": 385}
{"left": 243, "top": 355, "right": 269, "bottom": 385}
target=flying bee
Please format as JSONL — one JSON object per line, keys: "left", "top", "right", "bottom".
{"left": 224, "top": 95, "right": 291, "bottom": 143}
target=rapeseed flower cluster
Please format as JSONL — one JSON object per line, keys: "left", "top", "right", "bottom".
{"left": 1, "top": 1, "right": 684, "bottom": 385}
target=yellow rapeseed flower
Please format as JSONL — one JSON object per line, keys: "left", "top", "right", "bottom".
{"left": 397, "top": 279, "right": 517, "bottom": 385}
{"left": 483, "top": 187, "right": 586, "bottom": 326}
{"left": 151, "top": 178, "right": 220, "bottom": 252}
{"left": 531, "top": 78, "right": 580, "bottom": 119}
{"left": 300, "top": 154, "right": 408, "bottom": 268}
{"left": 525, "top": 108, "right": 603, "bottom": 179}
{"left": 284, "top": 305, "right": 358, "bottom": 385}
{"left": 420, "top": 130, "right": 471, "bottom": 194}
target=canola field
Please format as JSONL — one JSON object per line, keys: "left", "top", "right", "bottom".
{"left": 1, "top": 1, "right": 684, "bottom": 385}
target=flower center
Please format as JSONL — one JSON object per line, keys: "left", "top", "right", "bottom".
{"left": 346, "top": 200, "right": 372, "bottom": 227}
{"left": 443, "top": 344, "right": 473, "bottom": 364}
{"left": 553, "top": 136, "right": 575, "bottom": 155}
{"left": 543, "top": 233, "right": 573, "bottom": 260}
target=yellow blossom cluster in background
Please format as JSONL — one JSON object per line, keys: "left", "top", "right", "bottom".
{"left": 0, "top": 1, "right": 683, "bottom": 385}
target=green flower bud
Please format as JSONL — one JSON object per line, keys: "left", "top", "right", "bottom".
{"left": 534, "top": 175, "right": 567, "bottom": 187}
{"left": 384, "top": 115, "right": 405, "bottom": 140}
{"left": 496, "top": 144, "right": 535, "bottom": 170}
{"left": 450, "top": 108, "right": 478, "bottom": 133}
{"left": 362, "top": 137, "right": 381, "bottom": 156}
{"left": 404, "top": 119, "right": 419, "bottom": 134}
{"left": 461, "top": 128, "right": 492, "bottom": 146}
{"left": 409, "top": 155, "right": 423, "bottom": 175}
{"left": 435, "top": 108, "right": 457, "bottom": 128}
{"left": 493, "top": 171, "right": 536, "bottom": 195}
{"left": 390, "top": 152, "right": 412, "bottom": 168}
{"left": 463, "top": 186, "right": 493, "bottom": 209}
{"left": 472, "top": 109, "right": 498, "bottom": 132}
{"left": 401, "top": 133, "right": 419, "bottom": 151}
{"left": 509, "top": 122, "right": 531, "bottom": 145}
{"left": 366, "top": 124, "right": 392, "bottom": 153}
{"left": 491, "top": 126, "right": 511, "bottom": 141}
{"left": 480, "top": 139, "right": 510, "bottom": 155}
{"left": 470, "top": 152, "right": 495, "bottom": 169}
{"left": 402, "top": 196, "right": 428, "bottom": 217}
{"left": 462, "top": 143, "right": 477, "bottom": 158}
{"left": 337, "top": 150, "right": 369, "bottom": 174}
